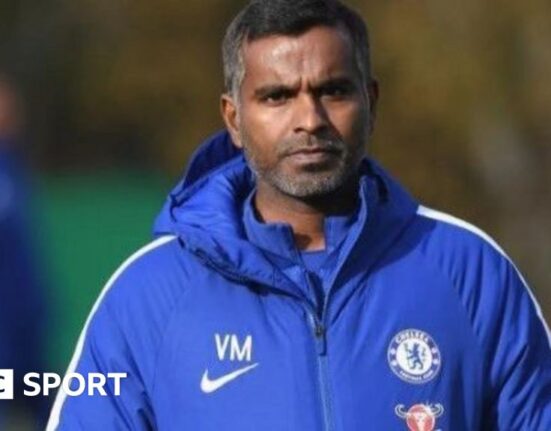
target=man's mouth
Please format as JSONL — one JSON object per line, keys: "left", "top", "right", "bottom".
{"left": 285, "top": 147, "right": 341, "bottom": 164}
{"left": 289, "top": 146, "right": 340, "bottom": 155}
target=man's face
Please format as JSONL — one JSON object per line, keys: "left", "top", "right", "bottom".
{"left": 222, "top": 25, "right": 377, "bottom": 198}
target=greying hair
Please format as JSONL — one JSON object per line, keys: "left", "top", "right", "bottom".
{"left": 222, "top": 0, "right": 372, "bottom": 100}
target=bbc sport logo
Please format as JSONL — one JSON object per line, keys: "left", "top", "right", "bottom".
{"left": 0, "top": 369, "right": 126, "bottom": 399}
{"left": 0, "top": 370, "right": 14, "bottom": 399}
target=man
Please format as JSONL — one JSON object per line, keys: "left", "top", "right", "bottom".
{"left": 48, "top": 0, "right": 551, "bottom": 429}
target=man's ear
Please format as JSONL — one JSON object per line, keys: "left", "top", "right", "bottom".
{"left": 220, "top": 94, "right": 243, "bottom": 148}
{"left": 366, "top": 79, "right": 379, "bottom": 134}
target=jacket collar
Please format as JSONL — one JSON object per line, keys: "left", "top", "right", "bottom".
{"left": 154, "top": 130, "right": 418, "bottom": 298}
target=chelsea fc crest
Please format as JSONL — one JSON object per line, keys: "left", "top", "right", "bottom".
{"left": 387, "top": 329, "right": 441, "bottom": 384}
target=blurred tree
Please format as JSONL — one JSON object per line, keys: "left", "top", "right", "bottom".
{"left": 0, "top": 0, "right": 549, "bottom": 317}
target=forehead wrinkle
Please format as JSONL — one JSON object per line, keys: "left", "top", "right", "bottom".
{"left": 243, "top": 26, "right": 358, "bottom": 90}
{"left": 247, "top": 37, "right": 305, "bottom": 87}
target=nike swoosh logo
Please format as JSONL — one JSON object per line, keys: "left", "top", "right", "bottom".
{"left": 200, "top": 363, "right": 259, "bottom": 394}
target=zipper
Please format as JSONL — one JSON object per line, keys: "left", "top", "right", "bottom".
{"left": 307, "top": 312, "right": 333, "bottom": 431}
{"left": 306, "top": 240, "right": 353, "bottom": 431}
{"left": 303, "top": 269, "right": 334, "bottom": 431}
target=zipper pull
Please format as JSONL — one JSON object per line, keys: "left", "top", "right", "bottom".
{"left": 314, "top": 323, "right": 327, "bottom": 356}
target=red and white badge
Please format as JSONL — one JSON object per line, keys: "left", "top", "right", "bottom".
{"left": 395, "top": 403, "right": 444, "bottom": 431}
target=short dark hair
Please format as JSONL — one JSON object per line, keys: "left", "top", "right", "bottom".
{"left": 222, "top": 0, "right": 372, "bottom": 99}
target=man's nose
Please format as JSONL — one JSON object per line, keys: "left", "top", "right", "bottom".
{"left": 293, "top": 94, "right": 328, "bottom": 134}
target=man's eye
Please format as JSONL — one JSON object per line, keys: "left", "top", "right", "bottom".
{"left": 320, "top": 85, "right": 351, "bottom": 98}
{"left": 263, "top": 91, "right": 290, "bottom": 104}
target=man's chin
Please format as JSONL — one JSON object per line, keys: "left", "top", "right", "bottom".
{"left": 270, "top": 170, "right": 350, "bottom": 199}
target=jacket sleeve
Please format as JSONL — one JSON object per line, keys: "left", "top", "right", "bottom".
{"left": 485, "top": 260, "right": 551, "bottom": 430}
{"left": 46, "top": 292, "right": 155, "bottom": 431}
{"left": 47, "top": 236, "right": 179, "bottom": 430}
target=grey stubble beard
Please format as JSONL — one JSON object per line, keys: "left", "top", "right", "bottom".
{"left": 240, "top": 126, "right": 367, "bottom": 199}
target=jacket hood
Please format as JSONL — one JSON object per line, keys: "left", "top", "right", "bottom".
{"left": 153, "top": 130, "right": 418, "bottom": 295}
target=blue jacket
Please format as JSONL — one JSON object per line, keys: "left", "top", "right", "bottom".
{"left": 48, "top": 131, "right": 551, "bottom": 430}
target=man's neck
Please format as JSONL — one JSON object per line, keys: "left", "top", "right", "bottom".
{"left": 253, "top": 179, "right": 359, "bottom": 251}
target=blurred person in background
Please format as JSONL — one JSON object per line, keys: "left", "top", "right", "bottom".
{"left": 48, "top": 0, "right": 550, "bottom": 430}
{"left": 0, "top": 74, "right": 50, "bottom": 429}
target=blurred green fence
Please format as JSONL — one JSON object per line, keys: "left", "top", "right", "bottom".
{"left": 39, "top": 171, "right": 170, "bottom": 370}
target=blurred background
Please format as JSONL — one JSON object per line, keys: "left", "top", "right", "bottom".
{"left": 0, "top": 0, "right": 549, "bottom": 428}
